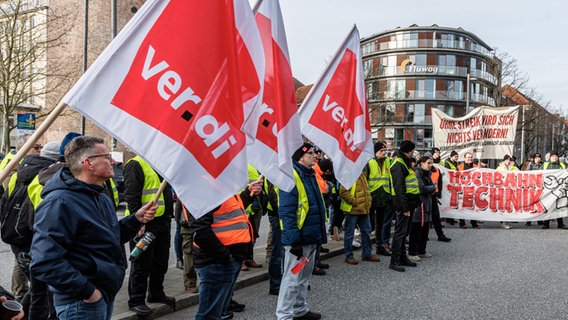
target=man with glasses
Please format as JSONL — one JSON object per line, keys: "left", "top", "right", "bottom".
{"left": 276, "top": 143, "right": 326, "bottom": 320}
{"left": 30, "top": 136, "right": 157, "bottom": 320}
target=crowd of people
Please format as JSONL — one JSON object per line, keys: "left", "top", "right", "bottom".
{"left": 1, "top": 133, "right": 567, "bottom": 320}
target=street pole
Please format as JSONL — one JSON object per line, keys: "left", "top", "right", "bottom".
{"left": 520, "top": 105, "right": 525, "bottom": 164}
{"left": 81, "top": 0, "right": 89, "bottom": 135}
{"left": 111, "top": 0, "right": 118, "bottom": 150}
{"left": 465, "top": 72, "right": 470, "bottom": 114}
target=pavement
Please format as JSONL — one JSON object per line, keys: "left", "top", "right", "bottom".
{"left": 111, "top": 230, "right": 346, "bottom": 320}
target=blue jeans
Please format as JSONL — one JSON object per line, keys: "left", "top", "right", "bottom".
{"left": 55, "top": 298, "right": 113, "bottom": 320}
{"left": 343, "top": 214, "right": 372, "bottom": 259}
{"left": 195, "top": 258, "right": 241, "bottom": 320}
{"left": 381, "top": 205, "right": 395, "bottom": 245}
{"left": 268, "top": 216, "right": 283, "bottom": 290}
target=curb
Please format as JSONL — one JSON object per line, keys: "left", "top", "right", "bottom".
{"left": 112, "top": 243, "right": 345, "bottom": 320}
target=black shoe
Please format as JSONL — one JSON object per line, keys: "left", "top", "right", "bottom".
{"left": 558, "top": 225, "right": 568, "bottom": 230}
{"left": 438, "top": 235, "right": 451, "bottom": 242}
{"left": 147, "top": 295, "right": 175, "bottom": 304}
{"left": 293, "top": 310, "right": 322, "bottom": 320}
{"left": 316, "top": 262, "right": 329, "bottom": 269}
{"left": 389, "top": 262, "right": 405, "bottom": 272}
{"left": 176, "top": 258, "right": 183, "bottom": 269}
{"left": 228, "top": 300, "right": 245, "bottom": 312}
{"left": 129, "top": 304, "right": 153, "bottom": 316}
{"left": 319, "top": 247, "right": 330, "bottom": 253}
{"left": 377, "top": 246, "right": 392, "bottom": 256}
{"left": 221, "top": 311, "right": 234, "bottom": 320}
{"left": 542, "top": 225, "right": 550, "bottom": 229}
{"left": 401, "top": 259, "right": 417, "bottom": 267}
{"left": 312, "top": 267, "right": 326, "bottom": 276}
{"left": 269, "top": 287, "right": 280, "bottom": 296}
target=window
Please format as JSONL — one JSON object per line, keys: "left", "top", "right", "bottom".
{"left": 405, "top": 105, "right": 414, "bottom": 122}
{"left": 395, "top": 80, "right": 406, "bottom": 99}
{"left": 414, "top": 104, "right": 425, "bottom": 123}
{"left": 394, "top": 128, "right": 405, "bottom": 147}
{"left": 424, "top": 129, "right": 433, "bottom": 148}
{"left": 425, "top": 79, "right": 435, "bottom": 98}
{"left": 416, "top": 129, "right": 424, "bottom": 146}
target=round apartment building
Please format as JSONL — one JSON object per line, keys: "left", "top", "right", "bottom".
{"left": 361, "top": 24, "right": 502, "bottom": 153}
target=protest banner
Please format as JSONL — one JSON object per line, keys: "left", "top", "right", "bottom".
{"left": 299, "top": 25, "right": 373, "bottom": 188}
{"left": 60, "top": 0, "right": 264, "bottom": 218}
{"left": 437, "top": 165, "right": 568, "bottom": 221}
{"left": 432, "top": 106, "right": 519, "bottom": 160}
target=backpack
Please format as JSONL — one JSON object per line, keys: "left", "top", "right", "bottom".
{"left": 0, "top": 155, "right": 54, "bottom": 247}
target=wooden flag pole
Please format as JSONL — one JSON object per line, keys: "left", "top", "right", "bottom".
{"left": 0, "top": 103, "right": 68, "bottom": 183}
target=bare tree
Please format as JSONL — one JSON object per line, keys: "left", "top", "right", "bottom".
{"left": 0, "top": 0, "right": 73, "bottom": 154}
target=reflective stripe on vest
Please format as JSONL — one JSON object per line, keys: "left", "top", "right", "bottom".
{"left": 211, "top": 196, "right": 252, "bottom": 246}
{"left": 339, "top": 183, "right": 357, "bottom": 212}
{"left": 389, "top": 157, "right": 419, "bottom": 195}
{"left": 124, "top": 156, "right": 165, "bottom": 217}
{"left": 367, "top": 158, "right": 391, "bottom": 194}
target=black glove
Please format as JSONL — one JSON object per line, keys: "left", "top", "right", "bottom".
{"left": 289, "top": 244, "right": 303, "bottom": 260}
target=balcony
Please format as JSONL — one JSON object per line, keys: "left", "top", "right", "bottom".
{"left": 363, "top": 38, "right": 494, "bottom": 58}
{"left": 367, "top": 90, "right": 495, "bottom": 106}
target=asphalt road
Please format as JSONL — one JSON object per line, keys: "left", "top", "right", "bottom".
{"left": 156, "top": 221, "right": 568, "bottom": 320}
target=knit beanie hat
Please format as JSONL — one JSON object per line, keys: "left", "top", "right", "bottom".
{"left": 59, "top": 132, "right": 83, "bottom": 158}
{"left": 450, "top": 150, "right": 458, "bottom": 157}
{"left": 374, "top": 141, "right": 386, "bottom": 154}
{"left": 292, "top": 143, "right": 314, "bottom": 162}
{"left": 550, "top": 150, "right": 559, "bottom": 157}
{"left": 399, "top": 140, "right": 415, "bottom": 154}
{"left": 41, "top": 142, "right": 61, "bottom": 161}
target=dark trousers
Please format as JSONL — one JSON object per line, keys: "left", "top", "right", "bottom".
{"left": 128, "top": 219, "right": 171, "bottom": 307}
{"left": 370, "top": 204, "right": 386, "bottom": 249}
{"left": 431, "top": 200, "right": 444, "bottom": 238}
{"left": 543, "top": 218, "right": 565, "bottom": 227}
{"left": 390, "top": 211, "right": 410, "bottom": 263}
{"left": 408, "top": 222, "right": 430, "bottom": 255}
{"left": 459, "top": 219, "right": 479, "bottom": 227}
{"left": 330, "top": 200, "right": 344, "bottom": 231}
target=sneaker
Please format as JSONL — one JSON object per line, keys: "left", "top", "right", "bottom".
{"left": 312, "top": 267, "right": 326, "bottom": 276}
{"left": 407, "top": 255, "right": 421, "bottom": 262}
{"left": 176, "top": 259, "right": 183, "bottom": 269}
{"left": 227, "top": 300, "right": 245, "bottom": 312}
{"left": 221, "top": 311, "right": 234, "bottom": 320}
{"left": 333, "top": 226, "right": 339, "bottom": 241}
{"left": 293, "top": 310, "right": 322, "bottom": 320}
{"left": 504, "top": 222, "right": 512, "bottom": 229}
{"left": 320, "top": 246, "right": 330, "bottom": 254}
{"left": 316, "top": 262, "right": 329, "bottom": 269}
{"left": 418, "top": 252, "right": 432, "bottom": 258}
{"left": 377, "top": 245, "right": 392, "bottom": 256}
{"left": 354, "top": 228, "right": 361, "bottom": 237}
{"left": 558, "top": 224, "right": 568, "bottom": 230}
{"left": 460, "top": 224, "right": 468, "bottom": 229}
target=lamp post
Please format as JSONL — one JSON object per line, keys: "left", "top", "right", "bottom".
{"left": 111, "top": 0, "right": 117, "bottom": 150}
{"left": 466, "top": 72, "right": 470, "bottom": 114}
{"left": 81, "top": 0, "right": 89, "bottom": 135}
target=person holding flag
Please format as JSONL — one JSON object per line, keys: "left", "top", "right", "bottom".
{"left": 277, "top": 143, "right": 326, "bottom": 320}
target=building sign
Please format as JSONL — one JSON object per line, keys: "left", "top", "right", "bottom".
{"left": 400, "top": 59, "right": 438, "bottom": 74}
{"left": 16, "top": 113, "right": 35, "bottom": 130}
{"left": 431, "top": 106, "right": 519, "bottom": 160}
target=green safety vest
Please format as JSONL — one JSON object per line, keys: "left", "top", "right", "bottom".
{"left": 108, "top": 178, "right": 119, "bottom": 208}
{"left": 124, "top": 156, "right": 165, "bottom": 217}
{"left": 389, "top": 157, "right": 419, "bottom": 195}
{"left": 246, "top": 164, "right": 261, "bottom": 215}
{"left": 543, "top": 162, "right": 566, "bottom": 170}
{"left": 339, "top": 183, "right": 357, "bottom": 212}
{"left": 280, "top": 169, "right": 325, "bottom": 230}
{"left": 263, "top": 176, "right": 279, "bottom": 211}
{"left": 441, "top": 160, "right": 457, "bottom": 170}
{"left": 367, "top": 157, "right": 392, "bottom": 194}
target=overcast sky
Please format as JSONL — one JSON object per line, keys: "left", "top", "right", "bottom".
{"left": 254, "top": 0, "right": 567, "bottom": 112}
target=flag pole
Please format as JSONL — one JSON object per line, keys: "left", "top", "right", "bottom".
{"left": 0, "top": 103, "right": 68, "bottom": 183}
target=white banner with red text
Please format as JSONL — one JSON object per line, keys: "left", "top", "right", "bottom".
{"left": 437, "top": 165, "right": 568, "bottom": 221}
{"left": 432, "top": 106, "right": 519, "bottom": 160}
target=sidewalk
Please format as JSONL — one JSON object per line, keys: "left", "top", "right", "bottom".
{"left": 112, "top": 236, "right": 347, "bottom": 320}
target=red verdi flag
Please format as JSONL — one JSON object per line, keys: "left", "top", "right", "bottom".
{"left": 61, "top": 0, "right": 264, "bottom": 217}
{"left": 243, "top": 0, "right": 303, "bottom": 192}
{"left": 299, "top": 26, "right": 373, "bottom": 188}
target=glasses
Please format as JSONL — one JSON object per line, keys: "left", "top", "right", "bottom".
{"left": 306, "top": 151, "right": 315, "bottom": 155}
{"left": 87, "top": 153, "right": 113, "bottom": 161}
{"left": 33, "top": 144, "right": 43, "bottom": 150}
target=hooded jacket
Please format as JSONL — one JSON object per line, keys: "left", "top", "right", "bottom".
{"left": 30, "top": 167, "right": 141, "bottom": 306}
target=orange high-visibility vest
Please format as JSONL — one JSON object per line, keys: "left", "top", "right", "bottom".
{"left": 211, "top": 196, "right": 253, "bottom": 246}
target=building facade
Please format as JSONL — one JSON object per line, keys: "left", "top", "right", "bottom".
{"left": 361, "top": 24, "right": 502, "bottom": 153}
